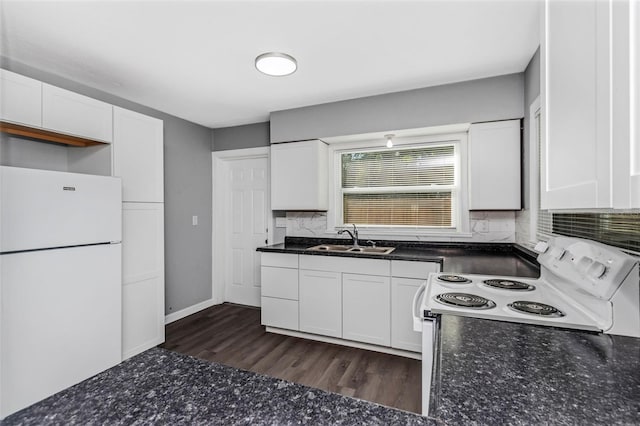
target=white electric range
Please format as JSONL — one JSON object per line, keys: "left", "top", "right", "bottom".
{"left": 412, "top": 236, "right": 640, "bottom": 416}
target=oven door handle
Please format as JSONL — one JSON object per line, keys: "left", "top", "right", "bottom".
{"left": 412, "top": 281, "right": 427, "bottom": 332}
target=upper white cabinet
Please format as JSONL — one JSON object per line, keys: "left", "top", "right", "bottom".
{"left": 631, "top": 1, "right": 640, "bottom": 207}
{"left": 541, "top": 0, "right": 638, "bottom": 209}
{"left": 42, "top": 84, "right": 113, "bottom": 143}
{"left": 616, "top": 0, "right": 640, "bottom": 208}
{"left": 271, "top": 140, "right": 328, "bottom": 211}
{"left": 468, "top": 120, "right": 521, "bottom": 210}
{"left": 113, "top": 107, "right": 164, "bottom": 202}
{"left": 0, "top": 69, "right": 42, "bottom": 127}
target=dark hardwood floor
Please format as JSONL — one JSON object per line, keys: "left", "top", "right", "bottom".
{"left": 161, "top": 303, "right": 422, "bottom": 413}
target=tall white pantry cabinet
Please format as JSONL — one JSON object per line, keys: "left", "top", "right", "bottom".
{"left": 113, "top": 107, "right": 165, "bottom": 360}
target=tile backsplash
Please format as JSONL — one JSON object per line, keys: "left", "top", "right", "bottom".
{"left": 515, "top": 209, "right": 535, "bottom": 249}
{"left": 285, "top": 211, "right": 516, "bottom": 243}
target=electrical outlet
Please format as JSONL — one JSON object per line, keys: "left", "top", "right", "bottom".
{"left": 275, "top": 217, "right": 287, "bottom": 228}
{"left": 192, "top": 215, "right": 198, "bottom": 226}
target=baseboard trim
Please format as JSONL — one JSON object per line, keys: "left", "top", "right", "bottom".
{"left": 265, "top": 326, "right": 422, "bottom": 360}
{"left": 165, "top": 299, "right": 218, "bottom": 324}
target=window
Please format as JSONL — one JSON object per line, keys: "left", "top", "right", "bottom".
{"left": 337, "top": 143, "right": 459, "bottom": 229}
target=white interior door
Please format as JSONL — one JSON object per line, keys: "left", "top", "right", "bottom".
{"left": 223, "top": 156, "right": 268, "bottom": 306}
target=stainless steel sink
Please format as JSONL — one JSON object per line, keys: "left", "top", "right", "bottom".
{"left": 306, "top": 244, "right": 396, "bottom": 255}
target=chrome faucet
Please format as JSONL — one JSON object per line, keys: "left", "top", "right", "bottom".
{"left": 338, "top": 224, "right": 359, "bottom": 247}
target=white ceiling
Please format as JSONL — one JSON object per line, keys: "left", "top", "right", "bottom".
{"left": 0, "top": 0, "right": 540, "bottom": 129}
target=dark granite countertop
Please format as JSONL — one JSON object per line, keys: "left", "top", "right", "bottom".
{"left": 434, "top": 315, "right": 640, "bottom": 425}
{"left": 2, "top": 347, "right": 437, "bottom": 426}
{"left": 258, "top": 237, "right": 540, "bottom": 278}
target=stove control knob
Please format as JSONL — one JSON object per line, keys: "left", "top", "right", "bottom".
{"left": 549, "top": 247, "right": 566, "bottom": 260}
{"left": 587, "top": 261, "right": 607, "bottom": 279}
{"left": 534, "top": 241, "right": 549, "bottom": 253}
{"left": 576, "top": 256, "right": 594, "bottom": 273}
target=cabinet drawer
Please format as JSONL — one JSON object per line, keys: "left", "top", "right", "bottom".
{"left": 261, "top": 266, "right": 298, "bottom": 299}
{"left": 391, "top": 260, "right": 440, "bottom": 279}
{"left": 261, "top": 252, "right": 298, "bottom": 268}
{"left": 299, "top": 254, "right": 389, "bottom": 275}
{"left": 261, "top": 297, "right": 298, "bottom": 330}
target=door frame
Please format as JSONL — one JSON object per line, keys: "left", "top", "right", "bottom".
{"left": 212, "top": 147, "right": 271, "bottom": 305}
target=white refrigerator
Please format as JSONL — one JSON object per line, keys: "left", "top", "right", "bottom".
{"left": 0, "top": 166, "right": 122, "bottom": 419}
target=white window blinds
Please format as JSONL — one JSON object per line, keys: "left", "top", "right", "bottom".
{"left": 340, "top": 145, "right": 457, "bottom": 227}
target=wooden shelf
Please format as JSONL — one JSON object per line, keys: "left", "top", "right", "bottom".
{"left": 0, "top": 121, "right": 108, "bottom": 147}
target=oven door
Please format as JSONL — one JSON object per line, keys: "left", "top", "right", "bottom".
{"left": 412, "top": 282, "right": 439, "bottom": 416}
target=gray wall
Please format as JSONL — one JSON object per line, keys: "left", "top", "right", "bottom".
{"left": 1, "top": 134, "right": 69, "bottom": 171}
{"left": 523, "top": 48, "right": 541, "bottom": 210}
{"left": 1, "top": 57, "right": 213, "bottom": 315}
{"left": 212, "top": 121, "right": 270, "bottom": 151}
{"left": 270, "top": 73, "right": 525, "bottom": 143}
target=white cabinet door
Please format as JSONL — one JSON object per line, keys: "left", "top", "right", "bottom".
{"left": 113, "top": 107, "right": 164, "bottom": 202}
{"left": 468, "top": 120, "right": 521, "bottom": 210}
{"left": 121, "top": 202, "right": 165, "bottom": 360}
{"left": 391, "top": 277, "right": 424, "bottom": 352}
{"left": 615, "top": 0, "right": 640, "bottom": 208}
{"left": 632, "top": 1, "right": 640, "bottom": 207}
{"left": 0, "top": 69, "right": 42, "bottom": 127}
{"left": 541, "top": 0, "right": 614, "bottom": 209}
{"left": 271, "top": 140, "right": 328, "bottom": 210}
{"left": 543, "top": 0, "right": 638, "bottom": 209}
{"left": 299, "top": 269, "right": 341, "bottom": 337}
{"left": 342, "top": 273, "right": 390, "bottom": 346}
{"left": 42, "top": 84, "right": 113, "bottom": 142}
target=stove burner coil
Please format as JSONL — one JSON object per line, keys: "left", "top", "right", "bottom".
{"left": 435, "top": 292, "right": 496, "bottom": 309}
{"left": 482, "top": 279, "right": 535, "bottom": 291}
{"left": 507, "top": 301, "right": 565, "bottom": 317}
{"left": 437, "top": 275, "right": 472, "bottom": 284}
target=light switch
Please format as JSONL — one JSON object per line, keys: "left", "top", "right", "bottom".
{"left": 192, "top": 215, "right": 198, "bottom": 226}
{"left": 275, "top": 217, "right": 287, "bottom": 228}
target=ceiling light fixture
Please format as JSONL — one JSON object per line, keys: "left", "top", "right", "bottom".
{"left": 255, "top": 52, "right": 297, "bottom": 76}
{"left": 385, "top": 134, "right": 394, "bottom": 148}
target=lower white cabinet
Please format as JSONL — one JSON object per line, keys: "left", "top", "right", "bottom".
{"left": 391, "top": 278, "right": 424, "bottom": 352}
{"left": 391, "top": 260, "right": 440, "bottom": 352}
{"left": 343, "top": 273, "right": 391, "bottom": 346}
{"left": 299, "top": 269, "right": 342, "bottom": 338}
{"left": 261, "top": 297, "right": 298, "bottom": 330}
{"left": 121, "top": 202, "right": 165, "bottom": 360}
{"left": 260, "top": 253, "right": 299, "bottom": 330}
{"left": 260, "top": 253, "right": 439, "bottom": 355}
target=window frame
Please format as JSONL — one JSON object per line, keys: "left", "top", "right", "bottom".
{"left": 326, "top": 132, "right": 471, "bottom": 237}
